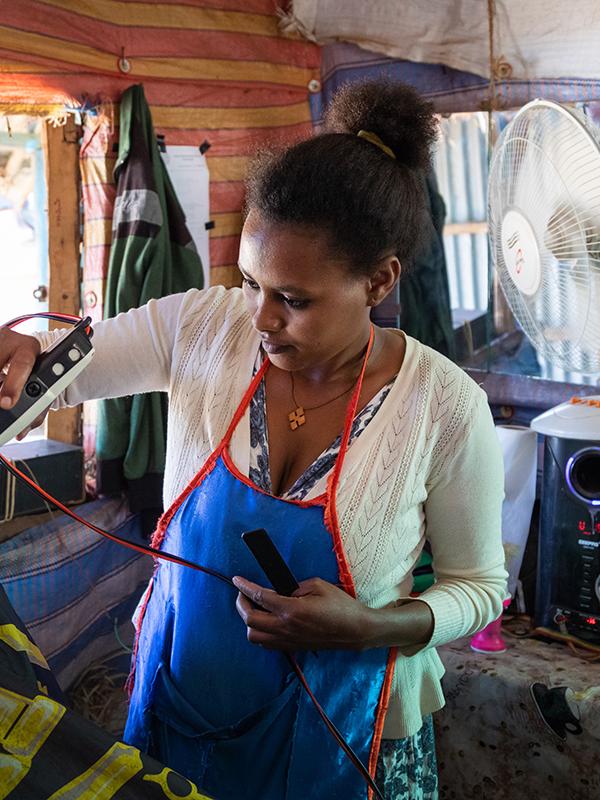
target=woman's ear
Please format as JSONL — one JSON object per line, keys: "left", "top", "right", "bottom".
{"left": 367, "top": 256, "right": 401, "bottom": 307}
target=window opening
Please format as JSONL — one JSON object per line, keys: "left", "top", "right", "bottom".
{"left": 0, "top": 116, "right": 50, "bottom": 443}
{"left": 0, "top": 116, "right": 48, "bottom": 336}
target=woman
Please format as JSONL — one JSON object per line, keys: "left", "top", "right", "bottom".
{"left": 0, "top": 81, "right": 506, "bottom": 799}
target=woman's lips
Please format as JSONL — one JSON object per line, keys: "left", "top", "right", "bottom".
{"left": 261, "top": 340, "right": 291, "bottom": 355}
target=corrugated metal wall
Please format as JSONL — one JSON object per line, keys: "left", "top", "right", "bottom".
{"left": 434, "top": 112, "right": 490, "bottom": 314}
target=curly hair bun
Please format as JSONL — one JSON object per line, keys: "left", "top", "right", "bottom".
{"left": 244, "top": 79, "right": 437, "bottom": 274}
{"left": 324, "top": 79, "right": 437, "bottom": 172}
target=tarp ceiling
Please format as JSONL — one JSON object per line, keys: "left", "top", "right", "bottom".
{"left": 286, "top": 0, "right": 600, "bottom": 82}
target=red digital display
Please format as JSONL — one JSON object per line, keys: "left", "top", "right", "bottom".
{"left": 578, "top": 521, "right": 600, "bottom": 534}
{"left": 578, "top": 520, "right": 591, "bottom": 534}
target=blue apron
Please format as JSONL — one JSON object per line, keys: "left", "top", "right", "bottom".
{"left": 124, "top": 330, "right": 396, "bottom": 800}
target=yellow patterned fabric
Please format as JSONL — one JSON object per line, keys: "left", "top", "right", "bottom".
{"left": 0, "top": 583, "right": 213, "bottom": 799}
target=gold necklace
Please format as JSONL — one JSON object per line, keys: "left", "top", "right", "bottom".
{"left": 287, "top": 371, "right": 355, "bottom": 431}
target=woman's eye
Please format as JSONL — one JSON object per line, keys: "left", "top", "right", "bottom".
{"left": 283, "top": 297, "right": 309, "bottom": 309}
{"left": 242, "top": 277, "right": 307, "bottom": 309}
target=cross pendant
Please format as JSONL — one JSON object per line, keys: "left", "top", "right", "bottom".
{"left": 288, "top": 406, "right": 306, "bottom": 431}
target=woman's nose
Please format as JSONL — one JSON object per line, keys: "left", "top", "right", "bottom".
{"left": 252, "top": 297, "right": 283, "bottom": 333}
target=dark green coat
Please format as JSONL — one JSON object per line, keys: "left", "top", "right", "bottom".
{"left": 97, "top": 84, "right": 204, "bottom": 511}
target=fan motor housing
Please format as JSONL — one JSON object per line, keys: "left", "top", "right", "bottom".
{"left": 532, "top": 398, "right": 600, "bottom": 643}
{"left": 501, "top": 208, "right": 542, "bottom": 296}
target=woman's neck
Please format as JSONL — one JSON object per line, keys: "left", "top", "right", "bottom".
{"left": 292, "top": 325, "right": 376, "bottom": 387}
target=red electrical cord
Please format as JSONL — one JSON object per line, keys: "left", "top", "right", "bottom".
{"left": 5, "top": 312, "right": 92, "bottom": 335}
{"left": 0, "top": 312, "right": 385, "bottom": 800}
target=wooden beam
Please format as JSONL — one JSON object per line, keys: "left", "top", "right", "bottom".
{"left": 443, "top": 221, "right": 488, "bottom": 236}
{"left": 42, "top": 116, "right": 82, "bottom": 445}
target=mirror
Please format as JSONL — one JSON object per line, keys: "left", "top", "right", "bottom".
{"left": 433, "top": 108, "right": 600, "bottom": 390}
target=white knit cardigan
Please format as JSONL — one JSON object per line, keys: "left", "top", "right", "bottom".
{"left": 41, "top": 286, "right": 507, "bottom": 738}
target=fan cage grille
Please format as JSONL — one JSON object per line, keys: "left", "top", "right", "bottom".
{"left": 489, "top": 100, "right": 600, "bottom": 375}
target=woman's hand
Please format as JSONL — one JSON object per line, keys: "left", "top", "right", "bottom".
{"left": 0, "top": 326, "right": 41, "bottom": 411}
{"left": 234, "top": 575, "right": 435, "bottom": 653}
{"left": 233, "top": 576, "right": 375, "bottom": 651}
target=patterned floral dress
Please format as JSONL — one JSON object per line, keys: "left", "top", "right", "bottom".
{"left": 248, "top": 369, "right": 439, "bottom": 799}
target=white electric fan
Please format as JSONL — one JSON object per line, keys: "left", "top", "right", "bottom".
{"left": 488, "top": 98, "right": 600, "bottom": 376}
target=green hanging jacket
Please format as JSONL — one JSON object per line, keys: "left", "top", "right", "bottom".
{"left": 96, "top": 84, "right": 204, "bottom": 511}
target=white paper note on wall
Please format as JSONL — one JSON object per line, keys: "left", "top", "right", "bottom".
{"left": 162, "top": 145, "right": 210, "bottom": 288}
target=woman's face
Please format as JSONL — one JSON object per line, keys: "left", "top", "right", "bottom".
{"left": 239, "top": 210, "right": 374, "bottom": 373}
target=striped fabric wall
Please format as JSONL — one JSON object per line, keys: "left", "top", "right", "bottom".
{"left": 0, "top": 0, "right": 321, "bottom": 287}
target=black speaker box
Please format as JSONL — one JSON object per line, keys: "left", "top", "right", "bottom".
{"left": 0, "top": 438, "right": 84, "bottom": 520}
{"left": 535, "top": 436, "right": 600, "bottom": 643}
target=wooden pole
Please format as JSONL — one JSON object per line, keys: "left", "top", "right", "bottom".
{"left": 42, "top": 116, "right": 82, "bottom": 445}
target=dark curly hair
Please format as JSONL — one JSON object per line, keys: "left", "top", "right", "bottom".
{"left": 245, "top": 80, "right": 438, "bottom": 276}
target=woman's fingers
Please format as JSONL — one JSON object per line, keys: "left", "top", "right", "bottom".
{"left": 235, "top": 592, "right": 282, "bottom": 631}
{"left": 235, "top": 592, "right": 302, "bottom": 649}
{"left": 233, "top": 577, "right": 302, "bottom": 648}
{"left": 0, "top": 352, "right": 36, "bottom": 409}
{"left": 0, "top": 330, "right": 40, "bottom": 409}
{"left": 232, "top": 576, "right": 287, "bottom": 613}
